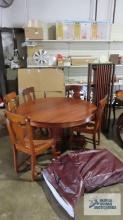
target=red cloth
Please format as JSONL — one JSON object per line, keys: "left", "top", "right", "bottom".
{"left": 43, "top": 149, "right": 123, "bottom": 207}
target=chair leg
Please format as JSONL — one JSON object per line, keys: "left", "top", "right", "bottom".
{"left": 112, "top": 103, "right": 116, "bottom": 126}
{"left": 77, "top": 131, "right": 80, "bottom": 136}
{"left": 69, "top": 131, "right": 74, "bottom": 150}
{"left": 13, "top": 146, "right": 18, "bottom": 173}
{"left": 31, "top": 155, "right": 36, "bottom": 181}
{"left": 97, "top": 130, "right": 100, "bottom": 145}
{"left": 48, "top": 128, "right": 52, "bottom": 138}
{"left": 51, "top": 143, "right": 58, "bottom": 157}
{"left": 93, "top": 134, "right": 96, "bottom": 149}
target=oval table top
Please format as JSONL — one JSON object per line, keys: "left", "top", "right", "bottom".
{"left": 17, "top": 97, "right": 97, "bottom": 128}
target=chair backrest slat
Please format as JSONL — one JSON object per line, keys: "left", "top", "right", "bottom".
{"left": 94, "top": 95, "right": 107, "bottom": 132}
{"left": 22, "top": 87, "right": 36, "bottom": 103}
{"left": 4, "top": 92, "right": 18, "bottom": 112}
{"left": 5, "top": 111, "right": 34, "bottom": 149}
{"left": 65, "top": 85, "right": 83, "bottom": 99}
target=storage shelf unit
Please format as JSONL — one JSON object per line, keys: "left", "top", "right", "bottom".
{"left": 23, "top": 39, "right": 123, "bottom": 86}
{"left": 24, "top": 39, "right": 123, "bottom": 43}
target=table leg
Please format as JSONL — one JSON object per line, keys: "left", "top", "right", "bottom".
{"left": 69, "top": 130, "right": 86, "bottom": 150}
{"left": 50, "top": 128, "right": 68, "bottom": 153}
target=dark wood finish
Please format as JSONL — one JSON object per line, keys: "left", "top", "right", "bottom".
{"left": 87, "top": 63, "right": 115, "bottom": 131}
{"left": 17, "top": 98, "right": 96, "bottom": 151}
{"left": 17, "top": 97, "right": 97, "bottom": 129}
{"left": 22, "top": 87, "right": 50, "bottom": 139}
{"left": 5, "top": 110, "right": 56, "bottom": 181}
{"left": 116, "top": 90, "right": 123, "bottom": 96}
{"left": 4, "top": 91, "right": 41, "bottom": 139}
{"left": 70, "top": 96, "right": 107, "bottom": 149}
{"left": 65, "top": 85, "right": 83, "bottom": 99}
{"left": 4, "top": 91, "right": 18, "bottom": 112}
{"left": 22, "top": 87, "right": 36, "bottom": 103}
{"left": 4, "top": 91, "right": 16, "bottom": 103}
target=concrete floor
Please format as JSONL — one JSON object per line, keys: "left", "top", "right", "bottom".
{"left": 0, "top": 109, "right": 123, "bottom": 220}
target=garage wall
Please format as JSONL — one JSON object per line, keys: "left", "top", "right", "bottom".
{"left": 0, "top": 0, "right": 123, "bottom": 27}
{"left": 26, "top": 0, "right": 92, "bottom": 22}
{"left": 1, "top": 0, "right": 27, "bottom": 27}
{"left": 96, "top": 0, "right": 114, "bottom": 21}
{"left": 115, "top": 0, "right": 123, "bottom": 23}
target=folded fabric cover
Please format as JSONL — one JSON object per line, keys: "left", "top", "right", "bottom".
{"left": 43, "top": 149, "right": 123, "bottom": 215}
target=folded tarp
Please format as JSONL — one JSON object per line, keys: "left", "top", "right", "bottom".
{"left": 43, "top": 149, "right": 123, "bottom": 218}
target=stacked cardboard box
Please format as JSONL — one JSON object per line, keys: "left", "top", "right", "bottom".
{"left": 25, "top": 27, "right": 43, "bottom": 40}
{"left": 18, "top": 68, "right": 65, "bottom": 102}
{"left": 24, "top": 20, "right": 43, "bottom": 40}
{"left": 71, "top": 56, "right": 96, "bottom": 66}
{"left": 56, "top": 21, "right": 109, "bottom": 40}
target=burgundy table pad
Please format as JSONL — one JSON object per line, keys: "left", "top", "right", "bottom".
{"left": 43, "top": 149, "right": 123, "bottom": 207}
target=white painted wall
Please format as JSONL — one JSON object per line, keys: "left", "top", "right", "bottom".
{"left": 27, "top": 0, "right": 92, "bottom": 22}
{"left": 114, "top": 0, "right": 123, "bottom": 24}
{"left": 1, "top": 0, "right": 123, "bottom": 27}
{"left": 96, "top": 0, "right": 114, "bottom": 21}
{"left": 0, "top": 0, "right": 92, "bottom": 27}
{"left": 1, "top": 0, "right": 27, "bottom": 27}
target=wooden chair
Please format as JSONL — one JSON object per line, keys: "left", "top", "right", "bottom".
{"left": 5, "top": 110, "right": 56, "bottom": 181}
{"left": 70, "top": 96, "right": 107, "bottom": 149}
{"left": 22, "top": 87, "right": 36, "bottom": 103}
{"left": 22, "top": 87, "right": 42, "bottom": 137}
{"left": 87, "top": 63, "right": 115, "bottom": 131}
{"left": 4, "top": 91, "right": 18, "bottom": 112}
{"left": 65, "top": 85, "right": 83, "bottom": 99}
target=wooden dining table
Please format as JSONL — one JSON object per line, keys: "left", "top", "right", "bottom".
{"left": 17, "top": 97, "right": 97, "bottom": 150}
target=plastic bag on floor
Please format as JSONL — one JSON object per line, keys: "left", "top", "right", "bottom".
{"left": 43, "top": 149, "right": 123, "bottom": 217}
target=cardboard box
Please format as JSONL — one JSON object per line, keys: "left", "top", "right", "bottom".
{"left": 25, "top": 27, "right": 43, "bottom": 40}
{"left": 27, "top": 45, "right": 42, "bottom": 57}
{"left": 48, "top": 24, "right": 56, "bottom": 40}
{"left": 71, "top": 57, "right": 96, "bottom": 66}
{"left": 109, "top": 54, "right": 119, "bottom": 64}
{"left": 18, "top": 68, "right": 65, "bottom": 99}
